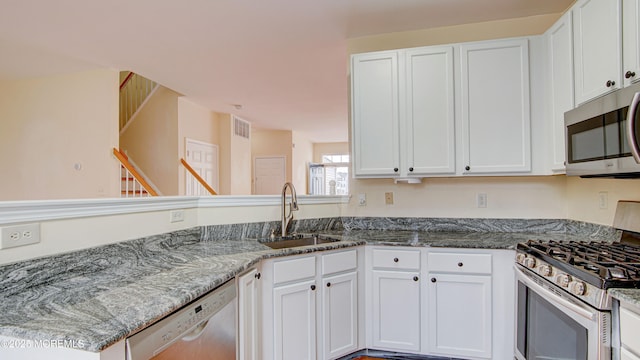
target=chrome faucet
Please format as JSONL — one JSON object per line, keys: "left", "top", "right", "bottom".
{"left": 281, "top": 182, "right": 299, "bottom": 237}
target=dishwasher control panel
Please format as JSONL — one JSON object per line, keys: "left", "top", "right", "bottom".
{"left": 126, "top": 279, "right": 237, "bottom": 360}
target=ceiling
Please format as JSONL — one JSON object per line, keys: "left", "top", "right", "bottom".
{"left": 0, "top": 0, "right": 573, "bottom": 142}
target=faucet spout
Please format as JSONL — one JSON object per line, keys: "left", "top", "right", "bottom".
{"left": 281, "top": 182, "right": 299, "bottom": 236}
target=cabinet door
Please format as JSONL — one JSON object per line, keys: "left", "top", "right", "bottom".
{"left": 238, "top": 268, "right": 260, "bottom": 360}
{"left": 547, "top": 12, "right": 574, "bottom": 172}
{"left": 404, "top": 46, "right": 456, "bottom": 175}
{"left": 273, "top": 280, "right": 317, "bottom": 360}
{"left": 428, "top": 273, "right": 492, "bottom": 359}
{"left": 573, "top": 0, "right": 622, "bottom": 104}
{"left": 623, "top": 0, "right": 640, "bottom": 86}
{"left": 321, "top": 271, "right": 358, "bottom": 360}
{"left": 351, "top": 51, "right": 400, "bottom": 177}
{"left": 371, "top": 270, "right": 421, "bottom": 352}
{"left": 460, "top": 39, "right": 531, "bottom": 173}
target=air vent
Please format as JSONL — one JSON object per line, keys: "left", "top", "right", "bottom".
{"left": 233, "top": 116, "right": 251, "bottom": 139}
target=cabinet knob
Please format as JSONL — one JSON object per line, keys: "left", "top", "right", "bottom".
{"left": 413, "top": 276, "right": 419, "bottom": 282}
{"left": 326, "top": 282, "right": 331, "bottom": 287}
{"left": 393, "top": 167, "right": 399, "bottom": 172}
{"left": 465, "top": 166, "right": 470, "bottom": 171}
{"left": 393, "top": 257, "right": 399, "bottom": 263}
{"left": 409, "top": 167, "right": 414, "bottom": 172}
{"left": 606, "top": 80, "right": 616, "bottom": 87}
{"left": 255, "top": 272, "right": 261, "bottom": 279}
{"left": 310, "top": 285, "right": 316, "bottom": 290}
{"left": 458, "top": 262, "right": 464, "bottom": 267}
{"left": 431, "top": 277, "right": 437, "bottom": 283}
{"left": 626, "top": 71, "right": 637, "bottom": 79}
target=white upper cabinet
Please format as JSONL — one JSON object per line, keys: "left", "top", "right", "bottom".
{"left": 623, "top": 0, "right": 640, "bottom": 87}
{"left": 546, "top": 12, "right": 575, "bottom": 172}
{"left": 404, "top": 47, "right": 456, "bottom": 176}
{"left": 351, "top": 51, "right": 400, "bottom": 177}
{"left": 573, "top": 0, "right": 622, "bottom": 104}
{"left": 460, "top": 38, "right": 531, "bottom": 174}
{"left": 351, "top": 46, "right": 455, "bottom": 178}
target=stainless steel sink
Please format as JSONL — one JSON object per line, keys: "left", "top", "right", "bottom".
{"left": 259, "top": 234, "right": 339, "bottom": 249}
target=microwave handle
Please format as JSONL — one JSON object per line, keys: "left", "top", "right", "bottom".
{"left": 627, "top": 92, "right": 640, "bottom": 163}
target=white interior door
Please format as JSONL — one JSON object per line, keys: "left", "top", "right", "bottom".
{"left": 185, "top": 138, "right": 218, "bottom": 195}
{"left": 254, "top": 156, "right": 285, "bottom": 195}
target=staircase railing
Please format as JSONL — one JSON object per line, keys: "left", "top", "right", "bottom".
{"left": 119, "top": 72, "right": 158, "bottom": 131}
{"left": 113, "top": 148, "right": 158, "bottom": 197}
{"left": 180, "top": 158, "right": 217, "bottom": 195}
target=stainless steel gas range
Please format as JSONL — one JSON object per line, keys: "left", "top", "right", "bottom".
{"left": 515, "top": 239, "right": 640, "bottom": 360}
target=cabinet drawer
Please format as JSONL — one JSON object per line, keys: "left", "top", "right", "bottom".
{"left": 322, "top": 249, "right": 357, "bottom": 275}
{"left": 273, "top": 256, "right": 316, "bottom": 284}
{"left": 621, "top": 306, "right": 640, "bottom": 355}
{"left": 428, "top": 252, "right": 492, "bottom": 274}
{"left": 372, "top": 248, "right": 421, "bottom": 270}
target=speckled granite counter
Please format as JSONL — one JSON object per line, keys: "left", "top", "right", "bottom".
{"left": 610, "top": 288, "right": 640, "bottom": 308}
{"left": 0, "top": 217, "right": 620, "bottom": 353}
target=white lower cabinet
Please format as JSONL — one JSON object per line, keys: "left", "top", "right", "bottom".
{"left": 367, "top": 247, "right": 424, "bottom": 354}
{"left": 427, "top": 273, "right": 492, "bottom": 358}
{"left": 371, "top": 270, "right": 421, "bottom": 352}
{"left": 321, "top": 271, "right": 358, "bottom": 359}
{"left": 273, "top": 279, "right": 317, "bottom": 360}
{"left": 261, "top": 249, "right": 361, "bottom": 360}
{"left": 366, "top": 247, "right": 514, "bottom": 359}
{"left": 426, "top": 249, "right": 515, "bottom": 360}
{"left": 620, "top": 303, "right": 640, "bottom": 360}
{"left": 238, "top": 267, "right": 260, "bottom": 360}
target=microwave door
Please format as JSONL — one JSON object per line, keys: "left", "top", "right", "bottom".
{"left": 627, "top": 91, "right": 640, "bottom": 163}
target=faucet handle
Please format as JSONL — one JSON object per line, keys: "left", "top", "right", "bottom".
{"left": 270, "top": 229, "right": 276, "bottom": 239}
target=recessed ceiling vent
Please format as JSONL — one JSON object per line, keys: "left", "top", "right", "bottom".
{"left": 233, "top": 115, "right": 251, "bottom": 139}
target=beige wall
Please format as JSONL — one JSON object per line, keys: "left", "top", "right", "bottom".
{"left": 0, "top": 69, "right": 120, "bottom": 200}
{"left": 313, "top": 142, "right": 349, "bottom": 163}
{"left": 177, "top": 98, "right": 221, "bottom": 195}
{"left": 292, "top": 131, "right": 314, "bottom": 194}
{"left": 0, "top": 201, "right": 342, "bottom": 265}
{"left": 251, "top": 129, "right": 293, "bottom": 193}
{"left": 120, "top": 86, "right": 181, "bottom": 195}
{"left": 566, "top": 177, "right": 640, "bottom": 226}
{"left": 347, "top": 14, "right": 562, "bottom": 55}
{"left": 217, "top": 114, "right": 252, "bottom": 195}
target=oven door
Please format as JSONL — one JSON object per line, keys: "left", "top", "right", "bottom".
{"left": 515, "top": 266, "right": 610, "bottom": 360}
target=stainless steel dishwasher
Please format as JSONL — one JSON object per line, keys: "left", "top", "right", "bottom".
{"left": 126, "top": 279, "right": 237, "bottom": 360}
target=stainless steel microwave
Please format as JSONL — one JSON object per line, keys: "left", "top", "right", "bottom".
{"left": 565, "top": 82, "right": 640, "bottom": 178}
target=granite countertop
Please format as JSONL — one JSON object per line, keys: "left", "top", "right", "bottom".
{"left": 609, "top": 288, "right": 640, "bottom": 308}
{"left": 0, "top": 217, "right": 621, "bottom": 353}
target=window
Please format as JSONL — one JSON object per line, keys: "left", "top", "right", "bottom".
{"left": 309, "top": 154, "right": 349, "bottom": 195}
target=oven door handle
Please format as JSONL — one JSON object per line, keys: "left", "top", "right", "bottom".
{"left": 515, "top": 266, "right": 596, "bottom": 321}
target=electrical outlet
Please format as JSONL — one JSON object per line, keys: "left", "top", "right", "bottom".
{"left": 1, "top": 223, "right": 40, "bottom": 249}
{"left": 477, "top": 193, "right": 488, "bottom": 208}
{"left": 170, "top": 210, "right": 185, "bottom": 223}
{"left": 358, "top": 193, "right": 367, "bottom": 206}
{"left": 599, "top": 191, "right": 608, "bottom": 209}
{"left": 385, "top": 192, "right": 394, "bottom": 205}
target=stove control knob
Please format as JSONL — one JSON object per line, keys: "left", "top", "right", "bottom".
{"left": 556, "top": 274, "right": 572, "bottom": 288}
{"left": 569, "top": 281, "right": 586, "bottom": 296}
{"left": 538, "top": 265, "right": 552, "bottom": 277}
{"left": 516, "top": 253, "right": 526, "bottom": 264}
{"left": 524, "top": 257, "right": 537, "bottom": 269}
